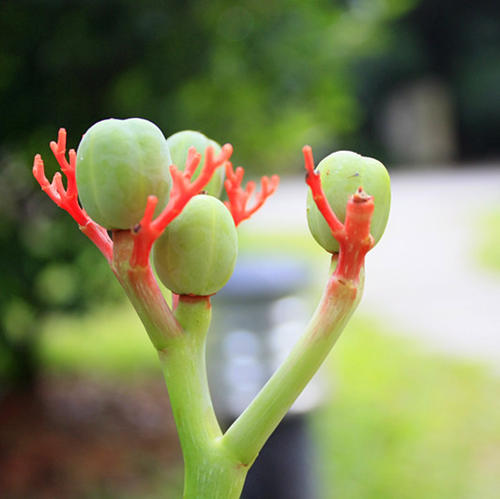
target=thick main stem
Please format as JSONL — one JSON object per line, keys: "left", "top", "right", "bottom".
{"left": 161, "top": 296, "right": 247, "bottom": 498}
{"left": 222, "top": 263, "right": 363, "bottom": 466}
{"left": 181, "top": 455, "right": 247, "bottom": 499}
{"left": 164, "top": 296, "right": 222, "bottom": 452}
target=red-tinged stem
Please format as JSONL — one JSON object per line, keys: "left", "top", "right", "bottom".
{"left": 80, "top": 222, "right": 114, "bottom": 263}
{"left": 33, "top": 129, "right": 113, "bottom": 263}
{"left": 172, "top": 293, "right": 180, "bottom": 310}
{"left": 130, "top": 144, "right": 233, "bottom": 268}
{"left": 112, "top": 230, "right": 182, "bottom": 347}
{"left": 224, "top": 161, "right": 279, "bottom": 226}
{"left": 303, "top": 145, "right": 375, "bottom": 283}
{"left": 335, "top": 190, "right": 375, "bottom": 282}
{"left": 222, "top": 256, "right": 363, "bottom": 466}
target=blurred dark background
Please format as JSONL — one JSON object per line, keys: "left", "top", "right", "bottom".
{"left": 1, "top": 0, "right": 499, "bottom": 497}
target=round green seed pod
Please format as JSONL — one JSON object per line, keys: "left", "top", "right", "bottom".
{"left": 307, "top": 150, "right": 391, "bottom": 253}
{"left": 76, "top": 118, "right": 171, "bottom": 229}
{"left": 153, "top": 195, "right": 238, "bottom": 296}
{"left": 166, "top": 130, "right": 224, "bottom": 197}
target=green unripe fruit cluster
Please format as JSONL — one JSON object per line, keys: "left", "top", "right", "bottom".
{"left": 76, "top": 118, "right": 171, "bottom": 229}
{"left": 153, "top": 195, "right": 238, "bottom": 296}
{"left": 307, "top": 150, "right": 391, "bottom": 253}
{"left": 166, "top": 130, "right": 224, "bottom": 197}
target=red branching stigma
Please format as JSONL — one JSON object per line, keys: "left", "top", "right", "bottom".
{"left": 302, "top": 145, "right": 375, "bottom": 282}
{"left": 33, "top": 129, "right": 113, "bottom": 263}
{"left": 130, "top": 144, "right": 233, "bottom": 267}
{"left": 224, "top": 162, "right": 279, "bottom": 226}
{"left": 33, "top": 129, "right": 232, "bottom": 269}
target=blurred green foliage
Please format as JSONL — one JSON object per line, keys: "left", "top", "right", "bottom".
{"left": 0, "top": 155, "right": 123, "bottom": 388}
{"left": 0, "top": 0, "right": 423, "bottom": 171}
{"left": 39, "top": 304, "right": 157, "bottom": 378}
{"left": 1, "top": 0, "right": 499, "bottom": 388}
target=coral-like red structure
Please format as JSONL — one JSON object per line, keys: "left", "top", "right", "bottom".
{"left": 130, "top": 144, "right": 233, "bottom": 267}
{"left": 303, "top": 145, "right": 374, "bottom": 282}
{"left": 33, "top": 129, "right": 114, "bottom": 262}
{"left": 33, "top": 129, "right": 233, "bottom": 269}
{"left": 224, "top": 162, "right": 279, "bottom": 226}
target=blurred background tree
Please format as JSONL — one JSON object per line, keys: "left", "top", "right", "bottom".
{"left": 1, "top": 0, "right": 499, "bottom": 391}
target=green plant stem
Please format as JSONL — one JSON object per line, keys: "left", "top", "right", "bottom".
{"left": 167, "top": 296, "right": 222, "bottom": 451}
{"left": 161, "top": 296, "right": 248, "bottom": 498}
{"left": 221, "top": 262, "right": 364, "bottom": 466}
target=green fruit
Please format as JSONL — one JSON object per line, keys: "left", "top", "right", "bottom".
{"left": 153, "top": 195, "right": 237, "bottom": 296}
{"left": 76, "top": 118, "right": 171, "bottom": 229}
{"left": 307, "top": 150, "right": 391, "bottom": 253}
{"left": 166, "top": 130, "right": 224, "bottom": 197}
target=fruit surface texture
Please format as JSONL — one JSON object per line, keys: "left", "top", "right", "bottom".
{"left": 76, "top": 118, "right": 171, "bottom": 229}
{"left": 154, "top": 195, "right": 238, "bottom": 296}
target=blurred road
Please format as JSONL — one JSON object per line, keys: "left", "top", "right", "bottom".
{"left": 246, "top": 166, "right": 500, "bottom": 370}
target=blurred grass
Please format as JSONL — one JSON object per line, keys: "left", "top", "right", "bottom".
{"left": 39, "top": 303, "right": 158, "bottom": 378}
{"left": 477, "top": 209, "right": 500, "bottom": 273}
{"left": 314, "top": 317, "right": 500, "bottom": 499}
{"left": 39, "top": 305, "right": 500, "bottom": 498}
